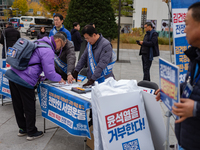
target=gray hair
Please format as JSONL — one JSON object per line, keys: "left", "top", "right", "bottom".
{"left": 53, "top": 32, "right": 67, "bottom": 42}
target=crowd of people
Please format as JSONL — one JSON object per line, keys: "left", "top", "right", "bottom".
{"left": 0, "top": 13, "right": 115, "bottom": 141}
{"left": 1, "top": 1, "right": 200, "bottom": 149}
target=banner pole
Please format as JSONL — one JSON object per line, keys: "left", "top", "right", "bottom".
{"left": 167, "top": 1, "right": 172, "bottom": 63}
{"left": 165, "top": 111, "right": 172, "bottom": 150}
{"left": 117, "top": 0, "right": 121, "bottom": 61}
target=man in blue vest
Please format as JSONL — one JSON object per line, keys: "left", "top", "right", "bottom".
{"left": 73, "top": 25, "right": 115, "bottom": 86}
{"left": 54, "top": 31, "right": 75, "bottom": 83}
{"left": 49, "top": 14, "right": 75, "bottom": 84}
{"left": 49, "top": 13, "right": 71, "bottom": 41}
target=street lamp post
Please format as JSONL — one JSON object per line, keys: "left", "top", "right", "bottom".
{"left": 117, "top": 0, "right": 121, "bottom": 61}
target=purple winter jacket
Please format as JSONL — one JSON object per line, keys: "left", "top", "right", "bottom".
{"left": 10, "top": 36, "right": 61, "bottom": 86}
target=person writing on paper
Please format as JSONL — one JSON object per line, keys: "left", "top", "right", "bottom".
{"left": 156, "top": 2, "right": 200, "bottom": 150}
{"left": 73, "top": 25, "right": 115, "bottom": 86}
{"left": 54, "top": 31, "right": 76, "bottom": 84}
{"left": 4, "top": 32, "right": 66, "bottom": 141}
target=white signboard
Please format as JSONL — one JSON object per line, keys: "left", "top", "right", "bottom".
{"left": 97, "top": 92, "right": 154, "bottom": 150}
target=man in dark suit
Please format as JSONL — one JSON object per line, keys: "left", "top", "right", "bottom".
{"left": 71, "top": 22, "right": 83, "bottom": 52}
{"left": 0, "top": 22, "right": 21, "bottom": 58}
{"left": 137, "top": 22, "right": 159, "bottom": 81}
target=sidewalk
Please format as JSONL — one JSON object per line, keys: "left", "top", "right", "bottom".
{"left": 0, "top": 42, "right": 177, "bottom": 149}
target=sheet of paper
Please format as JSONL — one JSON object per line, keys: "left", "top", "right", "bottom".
{"left": 61, "top": 83, "right": 82, "bottom": 90}
{"left": 49, "top": 82, "right": 69, "bottom": 87}
{"left": 48, "top": 82, "right": 82, "bottom": 89}
{"left": 80, "top": 92, "right": 92, "bottom": 99}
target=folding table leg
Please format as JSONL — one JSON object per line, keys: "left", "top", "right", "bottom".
{"left": 84, "top": 137, "right": 87, "bottom": 150}
{"left": 1, "top": 95, "right": 3, "bottom": 106}
{"left": 44, "top": 118, "right": 46, "bottom": 133}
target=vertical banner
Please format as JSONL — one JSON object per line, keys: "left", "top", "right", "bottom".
{"left": 0, "top": 68, "right": 11, "bottom": 98}
{"left": 171, "top": 0, "right": 200, "bottom": 82}
{"left": 37, "top": 83, "right": 91, "bottom": 138}
{"left": 159, "top": 58, "right": 179, "bottom": 117}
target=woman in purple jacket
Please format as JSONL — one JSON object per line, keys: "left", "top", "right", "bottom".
{"left": 5, "top": 32, "right": 66, "bottom": 141}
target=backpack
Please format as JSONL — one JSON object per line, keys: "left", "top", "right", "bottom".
{"left": 6, "top": 38, "right": 51, "bottom": 70}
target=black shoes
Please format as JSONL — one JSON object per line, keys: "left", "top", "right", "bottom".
{"left": 26, "top": 131, "right": 44, "bottom": 141}
{"left": 18, "top": 128, "right": 27, "bottom": 137}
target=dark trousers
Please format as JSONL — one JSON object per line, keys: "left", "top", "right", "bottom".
{"left": 142, "top": 54, "right": 152, "bottom": 81}
{"left": 2, "top": 46, "right": 5, "bottom": 59}
{"left": 9, "top": 81, "right": 37, "bottom": 135}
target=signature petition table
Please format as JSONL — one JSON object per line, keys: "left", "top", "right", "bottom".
{"left": 37, "top": 82, "right": 92, "bottom": 139}
{"left": 0, "top": 67, "right": 92, "bottom": 141}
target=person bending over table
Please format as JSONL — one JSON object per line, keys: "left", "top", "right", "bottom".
{"left": 5, "top": 32, "right": 66, "bottom": 141}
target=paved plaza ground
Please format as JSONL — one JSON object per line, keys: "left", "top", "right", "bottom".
{"left": 0, "top": 33, "right": 177, "bottom": 150}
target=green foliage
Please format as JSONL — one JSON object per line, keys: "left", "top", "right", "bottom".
{"left": 131, "top": 28, "right": 145, "bottom": 36}
{"left": 12, "top": 0, "right": 28, "bottom": 16}
{"left": 64, "top": 0, "right": 118, "bottom": 40}
{"left": 158, "top": 37, "right": 173, "bottom": 45}
{"left": 110, "top": 0, "right": 134, "bottom": 16}
{"left": 115, "top": 28, "right": 173, "bottom": 45}
{"left": 3, "top": 9, "right": 11, "bottom": 19}
{"left": 120, "top": 34, "right": 144, "bottom": 44}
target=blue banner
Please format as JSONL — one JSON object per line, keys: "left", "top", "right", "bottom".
{"left": 37, "top": 83, "right": 91, "bottom": 139}
{"left": 159, "top": 58, "right": 179, "bottom": 114}
{"left": 171, "top": 0, "right": 200, "bottom": 8}
{"left": 0, "top": 68, "right": 11, "bottom": 98}
{"left": 171, "top": 0, "right": 200, "bottom": 82}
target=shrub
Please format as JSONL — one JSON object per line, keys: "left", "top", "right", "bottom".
{"left": 158, "top": 37, "right": 173, "bottom": 45}
{"left": 131, "top": 28, "right": 144, "bottom": 36}
{"left": 112, "top": 27, "right": 173, "bottom": 45}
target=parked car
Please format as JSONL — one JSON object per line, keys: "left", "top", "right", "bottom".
{"left": 26, "top": 27, "right": 31, "bottom": 36}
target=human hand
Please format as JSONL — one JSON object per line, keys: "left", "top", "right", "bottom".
{"left": 172, "top": 98, "right": 194, "bottom": 123}
{"left": 67, "top": 74, "right": 74, "bottom": 84}
{"left": 139, "top": 41, "right": 143, "bottom": 45}
{"left": 72, "top": 70, "right": 79, "bottom": 82}
{"left": 155, "top": 89, "right": 161, "bottom": 101}
{"left": 83, "top": 79, "right": 94, "bottom": 87}
{"left": 59, "top": 78, "right": 66, "bottom": 84}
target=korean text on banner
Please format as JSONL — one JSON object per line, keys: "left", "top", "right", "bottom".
{"left": 171, "top": 0, "right": 200, "bottom": 83}
{"left": 37, "top": 83, "right": 91, "bottom": 138}
{"left": 91, "top": 78, "right": 154, "bottom": 150}
{"left": 0, "top": 68, "right": 11, "bottom": 98}
{"left": 159, "top": 58, "right": 180, "bottom": 117}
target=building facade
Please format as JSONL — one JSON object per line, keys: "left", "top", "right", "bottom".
{"left": 133, "top": 0, "right": 170, "bottom": 31}
{"left": 0, "top": 0, "right": 14, "bottom": 20}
